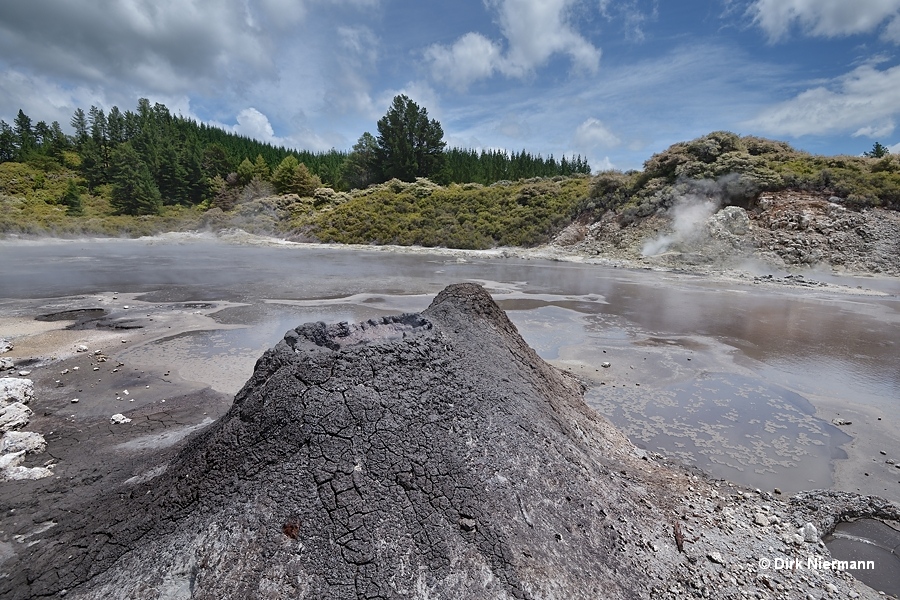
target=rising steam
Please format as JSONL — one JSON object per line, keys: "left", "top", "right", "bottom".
{"left": 641, "top": 195, "right": 718, "bottom": 256}
{"left": 641, "top": 175, "right": 748, "bottom": 257}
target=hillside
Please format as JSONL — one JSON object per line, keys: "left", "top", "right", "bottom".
{"left": 552, "top": 190, "right": 900, "bottom": 277}
{"left": 2, "top": 128, "right": 899, "bottom": 277}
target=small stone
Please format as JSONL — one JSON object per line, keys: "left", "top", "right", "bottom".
{"left": 123, "top": 390, "right": 129, "bottom": 395}
{"left": 831, "top": 418, "right": 851, "bottom": 426}
{"left": 60, "top": 369, "right": 69, "bottom": 374}
{"left": 800, "top": 522, "right": 818, "bottom": 543}
{"left": 93, "top": 367, "right": 99, "bottom": 371}
{"left": 17, "top": 370, "right": 30, "bottom": 377}
{"left": 880, "top": 450, "right": 887, "bottom": 455}
{"left": 1, "top": 378, "right": 34, "bottom": 404}
{"left": 0, "top": 450, "right": 25, "bottom": 470}
{"left": 601, "top": 362, "right": 611, "bottom": 368}
{"left": 76, "top": 345, "right": 88, "bottom": 353}
{"left": 123, "top": 305, "right": 129, "bottom": 309}
{"left": 94, "top": 349, "right": 102, "bottom": 355}
{"left": 754, "top": 513, "right": 769, "bottom": 526}
{"left": 72, "top": 367, "right": 79, "bottom": 371}
{"left": 459, "top": 517, "right": 476, "bottom": 532}
{"left": 71, "top": 398, "right": 79, "bottom": 403}
{"left": 774, "top": 488, "right": 782, "bottom": 495}
{"left": 121, "top": 340, "right": 127, "bottom": 344}
{"left": 1, "top": 431, "right": 47, "bottom": 454}
{"left": 109, "top": 413, "right": 132, "bottom": 424}
{"left": 824, "top": 583, "right": 837, "bottom": 593}
{"left": 0, "top": 403, "right": 33, "bottom": 432}
{"left": 708, "top": 551, "right": 725, "bottom": 565}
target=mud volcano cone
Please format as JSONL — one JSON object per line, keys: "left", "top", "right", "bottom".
{"left": 7, "top": 283, "right": 892, "bottom": 600}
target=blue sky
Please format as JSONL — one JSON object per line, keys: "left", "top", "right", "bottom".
{"left": 1, "top": 0, "right": 900, "bottom": 171}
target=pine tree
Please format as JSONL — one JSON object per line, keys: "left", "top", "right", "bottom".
{"left": 61, "top": 180, "right": 83, "bottom": 216}
{"left": 252, "top": 154, "right": 271, "bottom": 180}
{"left": 272, "top": 155, "right": 321, "bottom": 196}
{"left": 202, "top": 143, "right": 232, "bottom": 179}
{"left": 864, "top": 142, "right": 890, "bottom": 158}
{"left": 109, "top": 142, "right": 162, "bottom": 215}
{"left": 13, "top": 110, "right": 35, "bottom": 159}
{"left": 375, "top": 95, "right": 445, "bottom": 182}
{"left": 70, "top": 108, "right": 88, "bottom": 147}
{"left": 272, "top": 155, "right": 300, "bottom": 194}
{"left": 107, "top": 106, "right": 126, "bottom": 145}
{"left": 236, "top": 158, "right": 256, "bottom": 186}
{"left": 342, "top": 132, "right": 378, "bottom": 189}
{"left": 0, "top": 121, "right": 15, "bottom": 163}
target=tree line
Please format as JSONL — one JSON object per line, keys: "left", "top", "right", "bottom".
{"left": 0, "top": 96, "right": 590, "bottom": 215}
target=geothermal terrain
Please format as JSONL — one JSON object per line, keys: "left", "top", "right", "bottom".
{"left": 0, "top": 283, "right": 897, "bottom": 599}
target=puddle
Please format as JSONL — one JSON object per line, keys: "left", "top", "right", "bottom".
{"left": 35, "top": 308, "right": 108, "bottom": 329}
{"left": 120, "top": 306, "right": 386, "bottom": 395}
{"left": 586, "top": 373, "right": 852, "bottom": 492}
{"left": 824, "top": 519, "right": 900, "bottom": 597}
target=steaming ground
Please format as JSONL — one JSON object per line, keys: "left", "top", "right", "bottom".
{"left": 552, "top": 190, "right": 900, "bottom": 281}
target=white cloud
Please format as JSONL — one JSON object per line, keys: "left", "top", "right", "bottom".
{"left": 0, "top": 1, "right": 275, "bottom": 97}
{"left": 573, "top": 118, "right": 621, "bottom": 148}
{"left": 426, "top": 33, "right": 503, "bottom": 92}
{"left": 425, "top": 0, "right": 600, "bottom": 90}
{"left": 492, "top": 0, "right": 601, "bottom": 76}
{"left": 234, "top": 108, "right": 278, "bottom": 142}
{"left": 598, "top": 0, "right": 657, "bottom": 42}
{"left": 748, "top": 63, "right": 900, "bottom": 137}
{"left": 853, "top": 122, "right": 896, "bottom": 138}
{"left": 593, "top": 156, "right": 616, "bottom": 171}
{"left": 211, "top": 107, "right": 287, "bottom": 147}
{"left": 888, "top": 141, "right": 900, "bottom": 153}
{"left": 883, "top": 14, "right": 900, "bottom": 42}
{"left": 748, "top": 0, "right": 900, "bottom": 41}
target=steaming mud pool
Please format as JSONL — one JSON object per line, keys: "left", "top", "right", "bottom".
{"left": 1, "top": 235, "right": 899, "bottom": 594}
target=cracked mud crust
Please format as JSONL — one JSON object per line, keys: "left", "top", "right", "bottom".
{"left": 0, "top": 284, "right": 895, "bottom": 599}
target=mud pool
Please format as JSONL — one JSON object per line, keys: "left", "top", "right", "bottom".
{"left": 1, "top": 236, "right": 899, "bottom": 504}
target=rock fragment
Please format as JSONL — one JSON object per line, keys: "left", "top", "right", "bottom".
{"left": 0, "top": 431, "right": 46, "bottom": 455}
{"left": 0, "top": 403, "right": 33, "bottom": 432}
{"left": 0, "top": 378, "right": 34, "bottom": 405}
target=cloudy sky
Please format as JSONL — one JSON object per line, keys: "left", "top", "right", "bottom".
{"left": 2, "top": 0, "right": 900, "bottom": 171}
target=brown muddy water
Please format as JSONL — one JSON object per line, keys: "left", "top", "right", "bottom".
{"left": 1, "top": 237, "right": 898, "bottom": 499}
